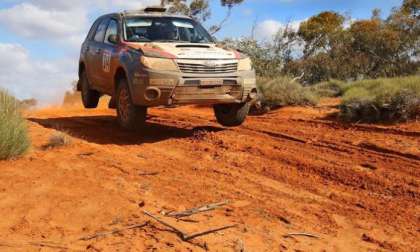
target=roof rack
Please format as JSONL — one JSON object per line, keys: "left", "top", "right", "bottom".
{"left": 144, "top": 7, "right": 167, "bottom": 13}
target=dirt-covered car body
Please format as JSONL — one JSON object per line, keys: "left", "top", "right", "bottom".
{"left": 78, "top": 8, "right": 257, "bottom": 108}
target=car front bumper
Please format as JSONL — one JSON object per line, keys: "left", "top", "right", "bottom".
{"left": 130, "top": 69, "right": 257, "bottom": 107}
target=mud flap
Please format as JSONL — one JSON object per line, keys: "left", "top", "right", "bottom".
{"left": 76, "top": 79, "right": 82, "bottom": 91}
{"left": 108, "top": 97, "right": 116, "bottom": 109}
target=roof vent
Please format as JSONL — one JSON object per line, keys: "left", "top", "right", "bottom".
{"left": 144, "top": 7, "right": 167, "bottom": 13}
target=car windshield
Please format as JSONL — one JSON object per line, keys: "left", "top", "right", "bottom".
{"left": 124, "top": 17, "right": 213, "bottom": 43}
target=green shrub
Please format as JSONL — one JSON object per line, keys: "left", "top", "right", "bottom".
{"left": 257, "top": 77, "right": 319, "bottom": 108}
{"left": 0, "top": 90, "right": 30, "bottom": 160}
{"left": 309, "top": 79, "right": 349, "bottom": 97}
{"left": 340, "top": 76, "right": 420, "bottom": 122}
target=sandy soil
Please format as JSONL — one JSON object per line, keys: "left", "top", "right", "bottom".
{"left": 0, "top": 98, "right": 419, "bottom": 251}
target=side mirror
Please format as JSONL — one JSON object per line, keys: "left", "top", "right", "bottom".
{"left": 108, "top": 34, "right": 118, "bottom": 44}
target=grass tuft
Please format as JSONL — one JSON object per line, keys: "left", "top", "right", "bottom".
{"left": 339, "top": 76, "right": 420, "bottom": 122}
{"left": 257, "top": 77, "right": 319, "bottom": 108}
{"left": 43, "top": 132, "right": 72, "bottom": 149}
{"left": 309, "top": 80, "right": 349, "bottom": 97}
{"left": 0, "top": 90, "right": 30, "bottom": 160}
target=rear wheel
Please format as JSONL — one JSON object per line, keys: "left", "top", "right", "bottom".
{"left": 116, "top": 78, "right": 147, "bottom": 130}
{"left": 214, "top": 102, "right": 251, "bottom": 127}
{"left": 80, "top": 70, "right": 100, "bottom": 109}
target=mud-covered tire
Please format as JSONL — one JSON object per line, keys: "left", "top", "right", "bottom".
{"left": 214, "top": 102, "right": 251, "bottom": 127}
{"left": 80, "top": 70, "right": 100, "bottom": 109}
{"left": 116, "top": 79, "right": 147, "bottom": 130}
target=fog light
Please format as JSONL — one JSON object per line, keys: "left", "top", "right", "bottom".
{"left": 145, "top": 87, "right": 161, "bottom": 101}
{"left": 249, "top": 89, "right": 258, "bottom": 100}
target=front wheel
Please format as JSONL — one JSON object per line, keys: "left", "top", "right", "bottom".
{"left": 214, "top": 102, "right": 251, "bottom": 127}
{"left": 80, "top": 70, "right": 100, "bottom": 109}
{"left": 116, "top": 79, "right": 147, "bottom": 130}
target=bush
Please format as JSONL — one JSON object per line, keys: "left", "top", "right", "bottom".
{"left": 309, "top": 80, "right": 349, "bottom": 97}
{"left": 340, "top": 76, "right": 420, "bottom": 122}
{"left": 0, "top": 90, "right": 30, "bottom": 160}
{"left": 257, "top": 77, "right": 319, "bottom": 108}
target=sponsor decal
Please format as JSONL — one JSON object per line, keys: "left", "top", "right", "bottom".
{"left": 102, "top": 50, "right": 112, "bottom": 73}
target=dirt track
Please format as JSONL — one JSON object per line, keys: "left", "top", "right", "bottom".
{"left": 0, "top": 99, "right": 419, "bottom": 251}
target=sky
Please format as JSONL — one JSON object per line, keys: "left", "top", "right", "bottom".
{"left": 0, "top": 0, "right": 403, "bottom": 105}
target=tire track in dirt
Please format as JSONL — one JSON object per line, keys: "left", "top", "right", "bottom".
{"left": 2, "top": 101, "right": 418, "bottom": 251}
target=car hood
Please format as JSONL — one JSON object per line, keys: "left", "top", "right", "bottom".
{"left": 126, "top": 42, "right": 239, "bottom": 59}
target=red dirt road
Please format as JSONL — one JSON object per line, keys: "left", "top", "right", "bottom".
{"left": 0, "top": 99, "right": 419, "bottom": 251}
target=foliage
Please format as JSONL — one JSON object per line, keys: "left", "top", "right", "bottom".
{"left": 162, "top": 0, "right": 244, "bottom": 32}
{"left": 309, "top": 80, "right": 348, "bottom": 97}
{"left": 0, "top": 90, "right": 30, "bottom": 160}
{"left": 340, "top": 76, "right": 420, "bottom": 122}
{"left": 221, "top": 23, "right": 298, "bottom": 77}
{"left": 165, "top": 0, "right": 211, "bottom": 22}
{"left": 257, "top": 77, "right": 319, "bottom": 108}
{"left": 298, "top": 11, "right": 345, "bottom": 57}
{"left": 225, "top": 0, "right": 419, "bottom": 84}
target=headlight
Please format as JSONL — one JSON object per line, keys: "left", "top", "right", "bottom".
{"left": 238, "top": 57, "right": 253, "bottom": 71}
{"left": 141, "top": 56, "right": 178, "bottom": 72}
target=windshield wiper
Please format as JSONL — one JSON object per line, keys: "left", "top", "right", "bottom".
{"left": 153, "top": 39, "right": 188, "bottom": 43}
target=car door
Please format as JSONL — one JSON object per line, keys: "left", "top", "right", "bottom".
{"left": 86, "top": 17, "right": 109, "bottom": 92}
{"left": 99, "top": 18, "right": 119, "bottom": 95}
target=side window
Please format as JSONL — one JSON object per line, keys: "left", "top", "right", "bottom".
{"left": 86, "top": 19, "right": 101, "bottom": 41}
{"left": 94, "top": 18, "right": 109, "bottom": 42}
{"left": 104, "top": 19, "right": 118, "bottom": 44}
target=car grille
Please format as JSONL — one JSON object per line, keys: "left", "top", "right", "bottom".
{"left": 177, "top": 61, "right": 238, "bottom": 74}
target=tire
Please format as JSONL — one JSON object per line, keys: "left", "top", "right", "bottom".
{"left": 116, "top": 78, "right": 147, "bottom": 130}
{"left": 80, "top": 70, "right": 100, "bottom": 109}
{"left": 214, "top": 102, "right": 251, "bottom": 127}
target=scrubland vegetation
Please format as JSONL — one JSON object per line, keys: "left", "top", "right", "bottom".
{"left": 0, "top": 90, "right": 30, "bottom": 160}
{"left": 256, "top": 75, "right": 419, "bottom": 123}
{"left": 230, "top": 0, "right": 419, "bottom": 122}
{"left": 257, "top": 77, "right": 319, "bottom": 108}
{"left": 340, "top": 76, "right": 420, "bottom": 122}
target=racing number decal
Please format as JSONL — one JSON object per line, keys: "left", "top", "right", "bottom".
{"left": 102, "top": 50, "right": 111, "bottom": 73}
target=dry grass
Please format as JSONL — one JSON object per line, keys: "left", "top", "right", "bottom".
{"left": 340, "top": 76, "right": 420, "bottom": 122}
{"left": 309, "top": 80, "right": 349, "bottom": 97}
{"left": 43, "top": 132, "right": 72, "bottom": 149}
{"left": 0, "top": 90, "right": 30, "bottom": 160}
{"left": 257, "top": 77, "right": 319, "bottom": 108}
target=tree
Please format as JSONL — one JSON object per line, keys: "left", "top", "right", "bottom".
{"left": 160, "top": 0, "right": 244, "bottom": 33}
{"left": 298, "top": 11, "right": 345, "bottom": 57}
{"left": 221, "top": 22, "right": 298, "bottom": 77}
{"left": 387, "top": 0, "right": 419, "bottom": 59}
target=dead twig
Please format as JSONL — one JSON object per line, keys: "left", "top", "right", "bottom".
{"left": 183, "top": 224, "right": 237, "bottom": 241}
{"left": 28, "top": 241, "right": 69, "bottom": 250}
{"left": 78, "top": 221, "right": 149, "bottom": 241}
{"left": 284, "top": 232, "right": 320, "bottom": 239}
{"left": 166, "top": 200, "right": 230, "bottom": 218}
{"left": 0, "top": 240, "right": 85, "bottom": 251}
{"left": 143, "top": 211, "right": 237, "bottom": 241}
{"left": 177, "top": 218, "right": 200, "bottom": 223}
{"left": 139, "top": 172, "right": 159, "bottom": 176}
{"left": 143, "top": 211, "right": 186, "bottom": 239}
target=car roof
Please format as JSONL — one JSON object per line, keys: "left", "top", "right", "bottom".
{"left": 95, "top": 9, "right": 191, "bottom": 20}
{"left": 95, "top": 9, "right": 193, "bottom": 24}
{"left": 122, "top": 11, "right": 192, "bottom": 19}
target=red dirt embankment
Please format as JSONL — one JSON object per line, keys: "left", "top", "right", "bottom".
{"left": 0, "top": 99, "right": 419, "bottom": 251}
